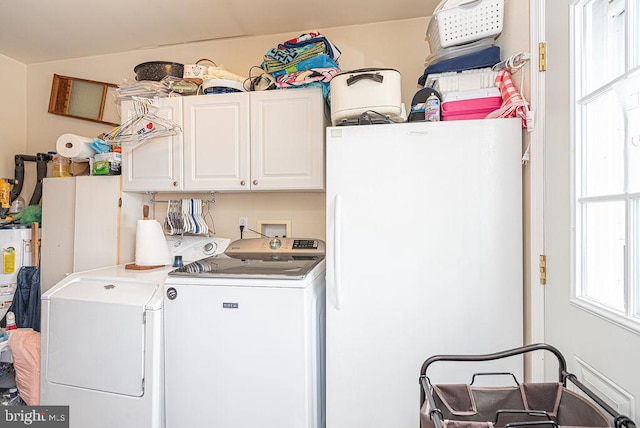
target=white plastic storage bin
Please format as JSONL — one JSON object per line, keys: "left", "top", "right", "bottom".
{"left": 423, "top": 68, "right": 498, "bottom": 94}
{"left": 426, "top": 0, "right": 504, "bottom": 51}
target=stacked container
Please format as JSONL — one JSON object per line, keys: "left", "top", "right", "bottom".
{"left": 417, "top": 0, "right": 505, "bottom": 121}
{"left": 426, "top": 0, "right": 504, "bottom": 52}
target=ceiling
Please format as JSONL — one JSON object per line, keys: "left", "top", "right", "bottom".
{"left": 0, "top": 0, "right": 440, "bottom": 65}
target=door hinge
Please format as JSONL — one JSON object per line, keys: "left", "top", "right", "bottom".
{"left": 142, "top": 312, "right": 146, "bottom": 324}
{"left": 538, "top": 42, "right": 547, "bottom": 72}
{"left": 539, "top": 255, "right": 547, "bottom": 285}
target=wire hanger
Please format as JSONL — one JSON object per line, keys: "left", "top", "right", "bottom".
{"left": 103, "top": 97, "right": 182, "bottom": 151}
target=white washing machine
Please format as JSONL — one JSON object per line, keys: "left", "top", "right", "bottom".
{"left": 40, "top": 236, "right": 230, "bottom": 428}
{"left": 163, "top": 237, "right": 326, "bottom": 428}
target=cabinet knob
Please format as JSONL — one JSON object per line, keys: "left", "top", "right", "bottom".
{"left": 252, "top": 180, "right": 258, "bottom": 186}
{"left": 172, "top": 181, "right": 178, "bottom": 187}
{"left": 240, "top": 180, "right": 246, "bottom": 186}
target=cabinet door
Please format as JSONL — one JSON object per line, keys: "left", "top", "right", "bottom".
{"left": 72, "top": 176, "right": 122, "bottom": 272}
{"left": 250, "top": 88, "right": 325, "bottom": 190}
{"left": 40, "top": 178, "right": 76, "bottom": 291}
{"left": 183, "top": 93, "right": 250, "bottom": 191}
{"left": 121, "top": 97, "right": 183, "bottom": 191}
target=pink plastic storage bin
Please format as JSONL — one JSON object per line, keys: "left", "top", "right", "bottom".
{"left": 441, "top": 96, "right": 501, "bottom": 121}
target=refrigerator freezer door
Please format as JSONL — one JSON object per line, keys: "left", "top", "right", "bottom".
{"left": 325, "top": 118, "right": 523, "bottom": 428}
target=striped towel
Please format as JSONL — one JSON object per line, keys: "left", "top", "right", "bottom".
{"left": 486, "top": 69, "right": 528, "bottom": 128}
{"left": 263, "top": 44, "right": 326, "bottom": 74}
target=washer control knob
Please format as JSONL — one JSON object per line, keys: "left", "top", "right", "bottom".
{"left": 203, "top": 242, "right": 216, "bottom": 255}
{"left": 269, "top": 238, "right": 282, "bottom": 250}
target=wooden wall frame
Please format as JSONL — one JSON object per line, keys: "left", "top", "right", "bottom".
{"left": 48, "top": 74, "right": 120, "bottom": 126}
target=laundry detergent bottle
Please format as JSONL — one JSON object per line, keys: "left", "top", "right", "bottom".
{"left": 5, "top": 311, "right": 17, "bottom": 331}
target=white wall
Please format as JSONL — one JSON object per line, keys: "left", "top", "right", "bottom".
{"left": 153, "top": 192, "right": 326, "bottom": 242}
{"left": 497, "top": 0, "right": 531, "bottom": 99}
{"left": 497, "top": 0, "right": 535, "bottom": 370}
{"left": 0, "top": 54, "right": 27, "bottom": 178}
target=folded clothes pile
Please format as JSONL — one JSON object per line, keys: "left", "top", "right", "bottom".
{"left": 261, "top": 32, "right": 342, "bottom": 97}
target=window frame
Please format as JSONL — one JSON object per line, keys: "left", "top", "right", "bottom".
{"left": 570, "top": 0, "right": 640, "bottom": 333}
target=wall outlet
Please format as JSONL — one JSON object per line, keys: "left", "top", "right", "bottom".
{"left": 238, "top": 216, "right": 248, "bottom": 228}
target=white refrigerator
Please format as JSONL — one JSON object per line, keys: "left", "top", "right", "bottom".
{"left": 325, "top": 118, "right": 524, "bottom": 428}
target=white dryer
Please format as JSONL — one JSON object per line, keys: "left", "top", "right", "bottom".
{"left": 40, "top": 236, "right": 230, "bottom": 428}
{"left": 41, "top": 266, "right": 167, "bottom": 427}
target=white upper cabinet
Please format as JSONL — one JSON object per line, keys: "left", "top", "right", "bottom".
{"left": 121, "top": 97, "right": 183, "bottom": 192}
{"left": 121, "top": 87, "right": 325, "bottom": 192}
{"left": 183, "top": 93, "right": 250, "bottom": 191}
{"left": 250, "top": 88, "right": 325, "bottom": 191}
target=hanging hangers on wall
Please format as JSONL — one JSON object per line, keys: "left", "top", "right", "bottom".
{"left": 103, "top": 97, "right": 182, "bottom": 151}
{"left": 148, "top": 192, "right": 217, "bottom": 236}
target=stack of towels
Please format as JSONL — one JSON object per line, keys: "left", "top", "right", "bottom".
{"left": 261, "top": 32, "right": 342, "bottom": 97}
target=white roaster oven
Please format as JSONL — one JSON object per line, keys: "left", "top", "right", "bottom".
{"left": 40, "top": 235, "right": 230, "bottom": 428}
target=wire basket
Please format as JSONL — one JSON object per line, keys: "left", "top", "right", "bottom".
{"left": 426, "top": 0, "right": 504, "bottom": 52}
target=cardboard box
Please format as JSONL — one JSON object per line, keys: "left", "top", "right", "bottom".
{"left": 71, "top": 161, "right": 90, "bottom": 176}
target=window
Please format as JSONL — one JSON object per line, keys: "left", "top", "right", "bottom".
{"left": 572, "top": 0, "right": 640, "bottom": 330}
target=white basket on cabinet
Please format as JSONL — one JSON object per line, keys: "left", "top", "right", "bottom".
{"left": 426, "top": 0, "right": 504, "bottom": 52}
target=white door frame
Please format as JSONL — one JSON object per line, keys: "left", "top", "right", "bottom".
{"left": 528, "top": 0, "right": 546, "bottom": 382}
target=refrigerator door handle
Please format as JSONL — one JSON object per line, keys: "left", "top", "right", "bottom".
{"left": 333, "top": 194, "right": 342, "bottom": 310}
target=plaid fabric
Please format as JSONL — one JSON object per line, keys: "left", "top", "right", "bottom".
{"left": 486, "top": 69, "right": 528, "bottom": 128}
